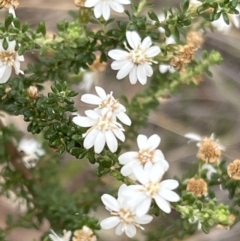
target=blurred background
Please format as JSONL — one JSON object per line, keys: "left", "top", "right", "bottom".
{"left": 0, "top": 0, "right": 240, "bottom": 240}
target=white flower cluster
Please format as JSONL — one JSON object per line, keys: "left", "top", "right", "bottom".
{"left": 49, "top": 229, "right": 72, "bottom": 241}
{"left": 100, "top": 134, "right": 180, "bottom": 238}
{"left": 73, "top": 86, "right": 131, "bottom": 154}
{"left": 0, "top": 3, "right": 24, "bottom": 84}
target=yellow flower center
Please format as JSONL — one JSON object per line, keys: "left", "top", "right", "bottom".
{"left": 0, "top": 51, "right": 16, "bottom": 66}
{"left": 138, "top": 148, "right": 155, "bottom": 165}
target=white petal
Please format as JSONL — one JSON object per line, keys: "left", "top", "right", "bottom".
{"left": 17, "top": 55, "right": 24, "bottom": 62}
{"left": 14, "top": 60, "right": 22, "bottom": 75}
{"left": 85, "top": 109, "right": 100, "bottom": 119}
{"left": 81, "top": 94, "right": 102, "bottom": 105}
{"left": 118, "top": 152, "right": 138, "bottom": 164}
{"left": 133, "top": 165, "right": 148, "bottom": 184}
{"left": 117, "top": 112, "right": 131, "bottom": 125}
{"left": 0, "top": 66, "right": 12, "bottom": 83}
{"left": 94, "top": 131, "right": 106, "bottom": 153}
{"left": 165, "top": 36, "right": 176, "bottom": 45}
{"left": 231, "top": 15, "right": 239, "bottom": 28}
{"left": 109, "top": 2, "right": 124, "bottom": 13}
{"left": 145, "top": 46, "right": 161, "bottom": 57}
{"left": 8, "top": 5, "right": 16, "bottom": 18}
{"left": 137, "top": 134, "right": 148, "bottom": 149}
{"left": 111, "top": 60, "right": 128, "bottom": 70}
{"left": 125, "top": 224, "right": 137, "bottom": 238}
{"left": 0, "top": 65, "right": 7, "bottom": 79}
{"left": 115, "top": 223, "right": 124, "bottom": 235}
{"left": 134, "top": 215, "right": 153, "bottom": 224}
{"left": 112, "top": 128, "right": 125, "bottom": 142}
{"left": 101, "top": 194, "right": 120, "bottom": 211}
{"left": 159, "top": 189, "right": 180, "bottom": 202}
{"left": 116, "top": 0, "right": 131, "bottom": 4}
{"left": 160, "top": 179, "right": 179, "bottom": 190}
{"left": 101, "top": 217, "right": 120, "bottom": 229}
{"left": 137, "top": 64, "right": 147, "bottom": 85}
{"left": 106, "top": 131, "right": 118, "bottom": 152}
{"left": 150, "top": 163, "right": 165, "bottom": 183}
{"left": 108, "top": 50, "right": 129, "bottom": 60}
{"left": 116, "top": 61, "right": 134, "bottom": 79}
{"left": 184, "top": 133, "right": 201, "bottom": 141}
{"left": 154, "top": 149, "right": 165, "bottom": 160}
{"left": 73, "top": 116, "right": 95, "bottom": 127}
{"left": 159, "top": 64, "right": 169, "bottom": 74}
{"left": 49, "top": 234, "right": 60, "bottom": 241}
{"left": 84, "top": 129, "right": 99, "bottom": 149}
{"left": 146, "top": 134, "right": 160, "bottom": 149}
{"left": 85, "top": 0, "right": 100, "bottom": 7}
{"left": 141, "top": 36, "right": 152, "bottom": 49}
{"left": 136, "top": 197, "right": 152, "bottom": 217}
{"left": 95, "top": 86, "right": 107, "bottom": 99}
{"left": 94, "top": 2, "right": 102, "bottom": 18}
{"left": 144, "top": 63, "right": 153, "bottom": 77}
{"left": 102, "top": 2, "right": 111, "bottom": 20}
{"left": 126, "top": 31, "right": 141, "bottom": 49}
{"left": 154, "top": 195, "right": 171, "bottom": 213}
{"left": 120, "top": 162, "right": 134, "bottom": 176}
{"left": 8, "top": 40, "right": 16, "bottom": 51}
{"left": 129, "top": 66, "right": 138, "bottom": 84}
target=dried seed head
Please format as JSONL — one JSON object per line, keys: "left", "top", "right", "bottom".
{"left": 89, "top": 55, "right": 107, "bottom": 72}
{"left": 0, "top": 0, "right": 19, "bottom": 8}
{"left": 27, "top": 86, "right": 39, "bottom": 100}
{"left": 72, "top": 226, "right": 97, "bottom": 241}
{"left": 170, "top": 56, "right": 185, "bottom": 70}
{"left": 74, "top": 0, "right": 86, "bottom": 8}
{"left": 227, "top": 159, "right": 240, "bottom": 180}
{"left": 187, "top": 31, "right": 204, "bottom": 50}
{"left": 197, "top": 138, "right": 222, "bottom": 164}
{"left": 178, "top": 45, "right": 195, "bottom": 64}
{"left": 186, "top": 178, "right": 208, "bottom": 197}
{"left": 1, "top": 86, "right": 11, "bottom": 100}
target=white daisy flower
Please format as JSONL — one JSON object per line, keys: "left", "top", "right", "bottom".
{"left": 79, "top": 71, "right": 95, "bottom": 93}
{"left": 159, "top": 64, "right": 176, "bottom": 74}
{"left": 81, "top": 86, "right": 131, "bottom": 126}
{"left": 108, "top": 31, "right": 161, "bottom": 85}
{"left": 49, "top": 229, "right": 72, "bottom": 241}
{"left": 119, "top": 134, "right": 169, "bottom": 180}
{"left": 18, "top": 138, "right": 45, "bottom": 168}
{"left": 122, "top": 163, "right": 180, "bottom": 217}
{"left": 100, "top": 184, "right": 153, "bottom": 238}
{"left": 73, "top": 109, "right": 125, "bottom": 153}
{"left": 0, "top": 38, "right": 24, "bottom": 84}
{"left": 85, "top": 0, "right": 131, "bottom": 21}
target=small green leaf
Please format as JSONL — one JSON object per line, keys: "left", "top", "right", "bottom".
{"left": 13, "top": 18, "right": 21, "bottom": 28}
{"left": 36, "top": 21, "right": 46, "bottom": 36}
{"left": 182, "top": 0, "right": 190, "bottom": 12}
{"left": 2, "top": 38, "right": 8, "bottom": 50}
{"left": 173, "top": 27, "right": 180, "bottom": 42}
{"left": 148, "top": 11, "right": 159, "bottom": 22}
{"left": 5, "top": 14, "right": 13, "bottom": 29}
{"left": 222, "top": 12, "right": 230, "bottom": 25}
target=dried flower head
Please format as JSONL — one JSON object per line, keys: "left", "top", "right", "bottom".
{"left": 0, "top": 0, "right": 19, "bottom": 8}
{"left": 1, "top": 86, "right": 11, "bottom": 100}
{"left": 74, "top": 0, "right": 86, "bottom": 8}
{"left": 72, "top": 226, "right": 96, "bottom": 241}
{"left": 178, "top": 45, "right": 195, "bottom": 64}
{"left": 227, "top": 159, "right": 240, "bottom": 180}
{"left": 89, "top": 55, "right": 107, "bottom": 72}
{"left": 27, "top": 86, "right": 39, "bottom": 100}
{"left": 186, "top": 178, "right": 208, "bottom": 197}
{"left": 170, "top": 56, "right": 185, "bottom": 70}
{"left": 187, "top": 31, "right": 204, "bottom": 50}
{"left": 197, "top": 137, "right": 222, "bottom": 164}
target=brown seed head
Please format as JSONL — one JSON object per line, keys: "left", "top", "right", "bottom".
{"left": 74, "top": 0, "right": 86, "bottom": 8}
{"left": 186, "top": 178, "right": 208, "bottom": 197}
{"left": 178, "top": 45, "right": 195, "bottom": 64}
{"left": 187, "top": 31, "right": 204, "bottom": 50}
{"left": 0, "top": 0, "right": 19, "bottom": 8}
{"left": 170, "top": 56, "right": 185, "bottom": 70}
{"left": 72, "top": 226, "right": 97, "bottom": 241}
{"left": 1, "top": 86, "right": 11, "bottom": 100}
{"left": 27, "top": 86, "right": 39, "bottom": 100}
{"left": 89, "top": 55, "right": 107, "bottom": 72}
{"left": 197, "top": 138, "right": 222, "bottom": 163}
{"left": 227, "top": 159, "right": 240, "bottom": 180}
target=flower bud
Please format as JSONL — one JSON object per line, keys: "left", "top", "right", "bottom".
{"left": 27, "top": 86, "right": 39, "bottom": 100}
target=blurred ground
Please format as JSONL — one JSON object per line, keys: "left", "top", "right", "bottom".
{"left": 1, "top": 0, "right": 240, "bottom": 241}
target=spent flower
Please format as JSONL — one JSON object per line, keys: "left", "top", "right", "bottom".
{"left": 108, "top": 31, "right": 161, "bottom": 85}
{"left": 72, "top": 226, "right": 96, "bottom": 241}
{"left": 119, "top": 134, "right": 169, "bottom": 180}
{"left": 186, "top": 178, "right": 208, "bottom": 197}
{"left": 227, "top": 159, "right": 240, "bottom": 180}
{"left": 100, "top": 184, "right": 153, "bottom": 238}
